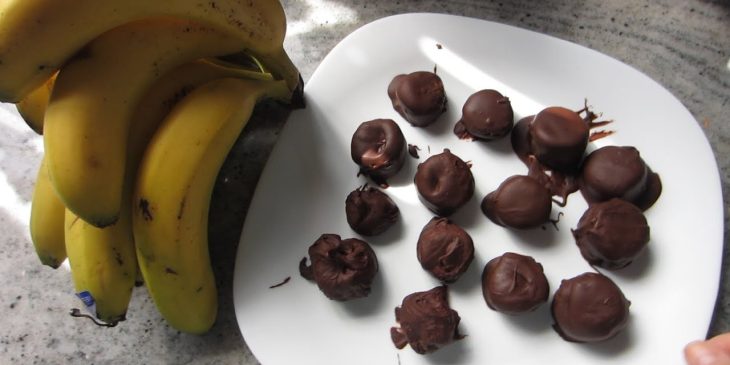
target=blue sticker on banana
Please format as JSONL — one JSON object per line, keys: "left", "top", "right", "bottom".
{"left": 76, "top": 291, "right": 96, "bottom": 316}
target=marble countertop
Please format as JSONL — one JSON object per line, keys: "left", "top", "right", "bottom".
{"left": 0, "top": 0, "right": 727, "bottom": 364}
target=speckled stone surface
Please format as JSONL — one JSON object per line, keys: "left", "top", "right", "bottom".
{"left": 0, "top": 1, "right": 727, "bottom": 364}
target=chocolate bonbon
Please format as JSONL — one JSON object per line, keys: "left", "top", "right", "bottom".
{"left": 481, "top": 175, "right": 552, "bottom": 229}
{"left": 417, "top": 217, "right": 474, "bottom": 283}
{"left": 529, "top": 106, "right": 589, "bottom": 172}
{"left": 573, "top": 198, "right": 650, "bottom": 269}
{"left": 390, "top": 286, "right": 463, "bottom": 354}
{"left": 552, "top": 272, "right": 630, "bottom": 343}
{"left": 580, "top": 145, "right": 662, "bottom": 210}
{"left": 299, "top": 234, "right": 378, "bottom": 301}
{"left": 388, "top": 71, "right": 447, "bottom": 127}
{"left": 482, "top": 252, "right": 549, "bottom": 314}
{"left": 345, "top": 185, "right": 399, "bottom": 236}
{"left": 414, "top": 149, "right": 474, "bottom": 216}
{"left": 351, "top": 118, "right": 407, "bottom": 185}
{"left": 454, "top": 89, "right": 514, "bottom": 141}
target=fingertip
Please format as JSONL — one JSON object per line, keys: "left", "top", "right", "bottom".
{"left": 684, "top": 340, "right": 729, "bottom": 365}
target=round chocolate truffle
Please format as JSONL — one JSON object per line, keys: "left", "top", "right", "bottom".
{"left": 551, "top": 272, "right": 630, "bottom": 343}
{"left": 345, "top": 185, "right": 399, "bottom": 236}
{"left": 580, "top": 145, "right": 662, "bottom": 210}
{"left": 299, "top": 234, "right": 378, "bottom": 301}
{"left": 573, "top": 198, "right": 650, "bottom": 269}
{"left": 388, "top": 71, "right": 447, "bottom": 127}
{"left": 529, "top": 106, "right": 589, "bottom": 172}
{"left": 417, "top": 217, "right": 475, "bottom": 283}
{"left": 454, "top": 89, "right": 514, "bottom": 141}
{"left": 414, "top": 149, "right": 474, "bottom": 216}
{"left": 482, "top": 252, "right": 549, "bottom": 314}
{"left": 481, "top": 175, "right": 552, "bottom": 229}
{"left": 351, "top": 118, "right": 407, "bottom": 184}
{"left": 390, "top": 286, "right": 463, "bottom": 354}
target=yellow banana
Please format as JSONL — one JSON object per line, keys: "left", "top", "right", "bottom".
{"left": 44, "top": 17, "right": 254, "bottom": 228}
{"left": 65, "top": 205, "right": 136, "bottom": 325}
{"left": 133, "top": 77, "right": 290, "bottom": 334}
{"left": 15, "top": 73, "right": 56, "bottom": 135}
{"left": 62, "top": 58, "right": 274, "bottom": 326}
{"left": 16, "top": 60, "right": 267, "bottom": 139}
{"left": 29, "top": 155, "right": 66, "bottom": 268}
{"left": 0, "top": 0, "right": 299, "bottom": 102}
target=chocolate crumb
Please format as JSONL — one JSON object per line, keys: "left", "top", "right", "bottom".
{"left": 269, "top": 276, "right": 291, "bottom": 289}
{"left": 408, "top": 144, "right": 421, "bottom": 158}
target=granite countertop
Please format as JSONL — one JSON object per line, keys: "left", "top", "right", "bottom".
{"left": 0, "top": 0, "right": 727, "bottom": 364}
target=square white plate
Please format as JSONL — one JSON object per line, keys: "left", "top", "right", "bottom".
{"left": 233, "top": 13, "right": 723, "bottom": 365}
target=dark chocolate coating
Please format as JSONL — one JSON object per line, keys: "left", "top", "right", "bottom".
{"left": 299, "top": 234, "right": 378, "bottom": 301}
{"left": 351, "top": 118, "right": 407, "bottom": 183}
{"left": 511, "top": 115, "right": 534, "bottom": 164}
{"left": 414, "top": 149, "right": 474, "bottom": 216}
{"left": 417, "top": 217, "right": 475, "bottom": 283}
{"left": 551, "top": 272, "right": 630, "bottom": 343}
{"left": 388, "top": 71, "right": 446, "bottom": 127}
{"left": 390, "top": 286, "right": 463, "bottom": 354}
{"left": 482, "top": 252, "right": 549, "bottom": 314}
{"left": 481, "top": 175, "right": 552, "bottom": 229}
{"left": 454, "top": 89, "right": 514, "bottom": 140}
{"left": 345, "top": 186, "right": 399, "bottom": 236}
{"left": 573, "top": 198, "right": 650, "bottom": 269}
{"left": 580, "top": 145, "right": 662, "bottom": 210}
{"left": 529, "top": 106, "right": 589, "bottom": 172}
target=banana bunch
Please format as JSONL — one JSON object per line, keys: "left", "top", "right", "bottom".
{"left": 6, "top": 1, "right": 301, "bottom": 333}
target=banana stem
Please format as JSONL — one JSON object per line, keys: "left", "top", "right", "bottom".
{"left": 253, "top": 48, "right": 301, "bottom": 98}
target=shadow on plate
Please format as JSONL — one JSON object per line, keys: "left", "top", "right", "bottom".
{"left": 419, "top": 111, "right": 457, "bottom": 139}
{"left": 472, "top": 132, "right": 517, "bottom": 156}
{"left": 449, "top": 193, "right": 485, "bottom": 231}
{"left": 448, "top": 255, "right": 484, "bottom": 296}
{"left": 575, "top": 316, "right": 635, "bottom": 357}
{"left": 366, "top": 213, "right": 407, "bottom": 246}
{"left": 423, "top": 331, "right": 472, "bottom": 365}
{"left": 340, "top": 266, "right": 388, "bottom": 317}
{"left": 506, "top": 218, "right": 564, "bottom": 249}
{"left": 608, "top": 245, "right": 655, "bottom": 280}
{"left": 386, "top": 149, "right": 419, "bottom": 188}
{"left": 499, "top": 301, "right": 553, "bottom": 334}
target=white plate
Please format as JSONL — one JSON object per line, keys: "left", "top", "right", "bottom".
{"left": 233, "top": 13, "right": 723, "bottom": 365}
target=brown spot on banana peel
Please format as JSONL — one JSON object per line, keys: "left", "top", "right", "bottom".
{"left": 113, "top": 247, "right": 124, "bottom": 266}
{"left": 165, "top": 267, "right": 178, "bottom": 275}
{"left": 177, "top": 198, "right": 186, "bottom": 220}
{"left": 139, "top": 198, "right": 153, "bottom": 221}
{"left": 87, "top": 155, "right": 101, "bottom": 169}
